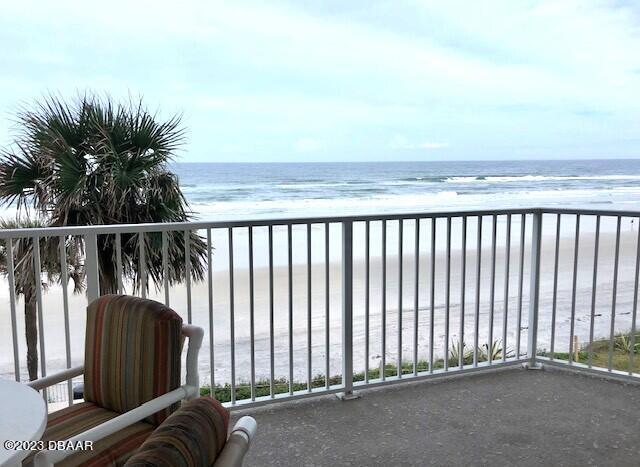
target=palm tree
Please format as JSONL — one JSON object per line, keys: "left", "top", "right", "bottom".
{"left": 0, "top": 94, "right": 207, "bottom": 378}
{"left": 0, "top": 94, "right": 206, "bottom": 297}
{"left": 0, "top": 218, "right": 84, "bottom": 380}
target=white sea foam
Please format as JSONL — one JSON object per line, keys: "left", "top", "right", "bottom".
{"left": 274, "top": 182, "right": 351, "bottom": 189}
{"left": 189, "top": 186, "right": 640, "bottom": 221}
{"left": 444, "top": 174, "right": 640, "bottom": 183}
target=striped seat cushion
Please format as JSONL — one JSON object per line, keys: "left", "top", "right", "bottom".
{"left": 22, "top": 402, "right": 154, "bottom": 467}
{"left": 124, "top": 397, "right": 230, "bottom": 467}
{"left": 84, "top": 295, "right": 184, "bottom": 425}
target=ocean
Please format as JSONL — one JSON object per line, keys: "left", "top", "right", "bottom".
{"left": 173, "top": 159, "right": 640, "bottom": 220}
{"left": 3, "top": 159, "right": 640, "bottom": 385}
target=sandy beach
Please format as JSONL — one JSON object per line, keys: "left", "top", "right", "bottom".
{"left": 2, "top": 216, "right": 638, "bottom": 386}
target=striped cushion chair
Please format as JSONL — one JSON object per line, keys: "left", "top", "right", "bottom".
{"left": 25, "top": 295, "right": 204, "bottom": 467}
{"left": 84, "top": 294, "right": 184, "bottom": 425}
{"left": 124, "top": 398, "right": 257, "bottom": 467}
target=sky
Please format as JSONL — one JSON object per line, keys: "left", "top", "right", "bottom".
{"left": 1, "top": 0, "right": 640, "bottom": 162}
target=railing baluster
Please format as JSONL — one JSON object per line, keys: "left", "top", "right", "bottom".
{"left": 502, "top": 214, "right": 511, "bottom": 363}
{"left": 474, "top": 216, "right": 482, "bottom": 367}
{"left": 288, "top": 224, "right": 294, "bottom": 395}
{"left": 340, "top": 220, "right": 355, "bottom": 398}
{"left": 397, "top": 219, "right": 404, "bottom": 377}
{"left": 228, "top": 227, "right": 236, "bottom": 404}
{"left": 269, "top": 225, "right": 276, "bottom": 396}
{"left": 6, "top": 239, "right": 20, "bottom": 382}
{"left": 162, "top": 231, "right": 169, "bottom": 306}
{"left": 382, "top": 219, "right": 387, "bottom": 380}
{"left": 516, "top": 214, "right": 526, "bottom": 359}
{"left": 569, "top": 215, "right": 581, "bottom": 364}
{"left": 588, "top": 216, "right": 601, "bottom": 368}
{"left": 459, "top": 216, "right": 467, "bottom": 369}
{"left": 413, "top": 218, "right": 420, "bottom": 375}
{"left": 85, "top": 232, "right": 99, "bottom": 303}
{"left": 307, "top": 223, "right": 312, "bottom": 392}
{"left": 365, "top": 220, "right": 371, "bottom": 382}
{"left": 629, "top": 217, "right": 640, "bottom": 375}
{"left": 248, "top": 226, "right": 256, "bottom": 400}
{"left": 429, "top": 218, "right": 436, "bottom": 373}
{"left": 59, "top": 236, "right": 73, "bottom": 405}
{"left": 550, "top": 214, "right": 561, "bottom": 359}
{"left": 607, "top": 216, "right": 621, "bottom": 371}
{"left": 444, "top": 216, "right": 451, "bottom": 371}
{"left": 527, "top": 211, "right": 542, "bottom": 367}
{"left": 33, "top": 236, "right": 47, "bottom": 403}
{"left": 139, "top": 232, "right": 147, "bottom": 299}
{"left": 185, "top": 230, "right": 192, "bottom": 324}
{"left": 207, "top": 229, "right": 214, "bottom": 392}
{"left": 488, "top": 214, "right": 497, "bottom": 364}
{"left": 324, "top": 222, "right": 330, "bottom": 389}
{"left": 115, "top": 233, "right": 123, "bottom": 294}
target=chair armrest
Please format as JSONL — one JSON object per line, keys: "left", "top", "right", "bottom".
{"left": 231, "top": 416, "right": 257, "bottom": 440}
{"left": 213, "top": 416, "right": 257, "bottom": 467}
{"left": 33, "top": 384, "right": 198, "bottom": 467}
{"left": 27, "top": 366, "right": 84, "bottom": 391}
{"left": 182, "top": 324, "right": 204, "bottom": 397}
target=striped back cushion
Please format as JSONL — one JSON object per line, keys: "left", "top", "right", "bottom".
{"left": 84, "top": 295, "right": 184, "bottom": 425}
{"left": 124, "top": 397, "right": 230, "bottom": 467}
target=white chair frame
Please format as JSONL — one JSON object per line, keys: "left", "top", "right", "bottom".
{"left": 214, "top": 416, "right": 258, "bottom": 467}
{"left": 27, "top": 324, "right": 204, "bottom": 467}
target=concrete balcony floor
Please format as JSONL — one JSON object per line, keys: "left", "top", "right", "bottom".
{"left": 231, "top": 367, "right": 640, "bottom": 466}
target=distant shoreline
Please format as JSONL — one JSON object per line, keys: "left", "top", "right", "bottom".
{"left": 169, "top": 158, "right": 640, "bottom": 164}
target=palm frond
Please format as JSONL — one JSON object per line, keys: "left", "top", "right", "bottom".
{"left": 0, "top": 92, "right": 201, "bottom": 295}
{"left": 0, "top": 145, "right": 43, "bottom": 209}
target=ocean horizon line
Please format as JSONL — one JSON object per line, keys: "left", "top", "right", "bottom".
{"left": 171, "top": 157, "right": 640, "bottom": 164}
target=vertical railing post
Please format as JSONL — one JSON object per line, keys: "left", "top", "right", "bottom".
{"left": 85, "top": 232, "right": 100, "bottom": 303}
{"left": 339, "top": 220, "right": 359, "bottom": 400}
{"left": 527, "top": 211, "right": 542, "bottom": 368}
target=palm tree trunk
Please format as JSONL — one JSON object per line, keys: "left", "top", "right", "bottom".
{"left": 24, "top": 288, "right": 38, "bottom": 381}
{"left": 99, "top": 280, "right": 116, "bottom": 296}
{"left": 98, "top": 239, "right": 117, "bottom": 296}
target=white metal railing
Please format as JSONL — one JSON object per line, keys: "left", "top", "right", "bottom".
{"left": 1, "top": 207, "right": 640, "bottom": 410}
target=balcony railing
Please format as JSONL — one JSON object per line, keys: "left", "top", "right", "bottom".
{"left": 1, "top": 207, "right": 639, "bottom": 410}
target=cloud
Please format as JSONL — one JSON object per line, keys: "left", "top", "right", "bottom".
{"left": 390, "top": 135, "right": 449, "bottom": 150}
{"left": 1, "top": 1, "right": 640, "bottom": 161}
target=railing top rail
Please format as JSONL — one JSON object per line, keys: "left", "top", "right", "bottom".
{"left": 0, "top": 206, "right": 639, "bottom": 238}
{"left": 0, "top": 207, "right": 536, "bottom": 238}
{"left": 540, "top": 207, "right": 640, "bottom": 217}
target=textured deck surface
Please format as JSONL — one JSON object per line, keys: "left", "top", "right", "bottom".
{"left": 231, "top": 367, "right": 640, "bottom": 466}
